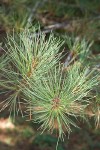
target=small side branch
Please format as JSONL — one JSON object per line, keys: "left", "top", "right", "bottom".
{"left": 28, "top": 0, "right": 48, "bottom": 23}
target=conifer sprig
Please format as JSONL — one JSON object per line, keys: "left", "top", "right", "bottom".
{"left": 0, "top": 27, "right": 63, "bottom": 115}
{"left": 64, "top": 36, "right": 92, "bottom": 67}
{"left": 24, "top": 62, "right": 98, "bottom": 139}
{"left": 0, "top": 26, "right": 99, "bottom": 140}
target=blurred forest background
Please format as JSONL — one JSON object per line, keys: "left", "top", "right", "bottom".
{"left": 0, "top": 0, "right": 100, "bottom": 150}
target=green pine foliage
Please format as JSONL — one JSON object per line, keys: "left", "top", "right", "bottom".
{"left": 0, "top": 27, "right": 63, "bottom": 116}
{"left": 24, "top": 62, "right": 98, "bottom": 139}
{"left": 0, "top": 26, "right": 99, "bottom": 140}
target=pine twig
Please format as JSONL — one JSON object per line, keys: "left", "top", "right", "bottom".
{"left": 28, "top": 0, "right": 48, "bottom": 23}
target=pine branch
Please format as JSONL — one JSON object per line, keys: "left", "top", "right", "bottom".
{"left": 0, "top": 26, "right": 63, "bottom": 116}
{"left": 35, "top": 15, "right": 100, "bottom": 34}
{"left": 0, "top": 26, "right": 100, "bottom": 140}
{"left": 28, "top": 0, "right": 48, "bottom": 23}
{"left": 24, "top": 62, "right": 99, "bottom": 139}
